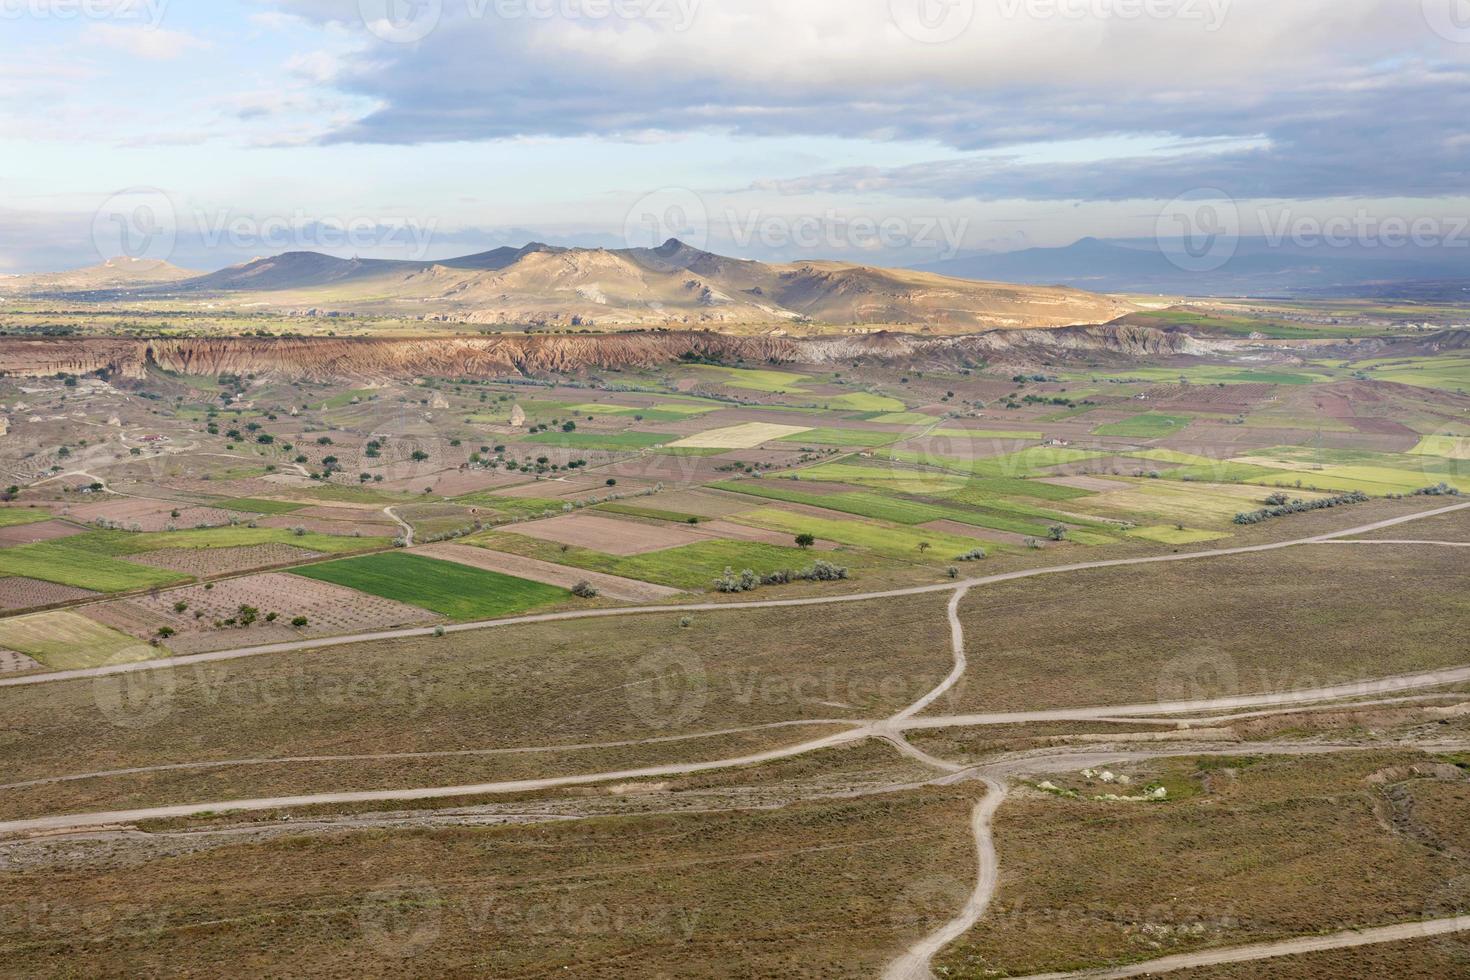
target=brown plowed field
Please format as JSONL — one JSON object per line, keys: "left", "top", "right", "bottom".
{"left": 90, "top": 573, "right": 442, "bottom": 651}
{"left": 0, "top": 577, "right": 100, "bottom": 611}
{"left": 0, "top": 520, "right": 84, "bottom": 546}
{"left": 501, "top": 512, "right": 713, "bottom": 555}
{"left": 130, "top": 544, "right": 325, "bottom": 577}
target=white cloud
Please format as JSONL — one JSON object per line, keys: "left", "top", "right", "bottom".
{"left": 82, "top": 24, "right": 211, "bottom": 61}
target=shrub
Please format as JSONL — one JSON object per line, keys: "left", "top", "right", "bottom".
{"left": 291, "top": 616, "right": 309, "bottom": 628}
{"left": 1234, "top": 491, "right": 1369, "bottom": 525}
{"left": 955, "top": 548, "right": 987, "bottom": 562}
{"left": 1047, "top": 525, "right": 1068, "bottom": 542}
{"left": 571, "top": 581, "right": 600, "bottom": 599}
{"left": 1415, "top": 483, "right": 1462, "bottom": 497}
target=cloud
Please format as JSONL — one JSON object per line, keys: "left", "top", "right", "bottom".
{"left": 82, "top": 24, "right": 211, "bottom": 61}
{"left": 258, "top": 0, "right": 1470, "bottom": 201}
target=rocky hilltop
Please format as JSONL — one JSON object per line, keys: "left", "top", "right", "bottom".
{"left": 0, "top": 324, "right": 1212, "bottom": 383}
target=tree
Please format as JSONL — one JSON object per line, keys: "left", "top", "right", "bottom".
{"left": 795, "top": 533, "right": 816, "bottom": 550}
{"left": 917, "top": 542, "right": 932, "bottom": 554}
{"left": 1048, "top": 525, "right": 1068, "bottom": 542}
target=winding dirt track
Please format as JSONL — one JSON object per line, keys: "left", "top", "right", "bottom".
{"left": 5, "top": 501, "right": 1465, "bottom": 691}
{"left": 1010, "top": 916, "right": 1470, "bottom": 979}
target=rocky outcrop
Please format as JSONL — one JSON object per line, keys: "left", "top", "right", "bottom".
{"left": 0, "top": 325, "right": 1215, "bottom": 383}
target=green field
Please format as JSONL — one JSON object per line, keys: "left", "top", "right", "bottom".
{"left": 594, "top": 502, "right": 708, "bottom": 524}
{"left": 1093, "top": 412, "right": 1195, "bottom": 438}
{"left": 688, "top": 365, "right": 810, "bottom": 392}
{"left": 0, "top": 610, "right": 161, "bottom": 669}
{"left": 865, "top": 412, "right": 939, "bottom": 425}
{"left": 929, "top": 429, "right": 1046, "bottom": 441}
{"left": 474, "top": 534, "right": 862, "bottom": 590}
{"left": 1341, "top": 354, "right": 1470, "bottom": 393}
{"left": 0, "top": 508, "right": 53, "bottom": 528}
{"left": 0, "top": 539, "right": 189, "bottom": 592}
{"left": 736, "top": 508, "right": 988, "bottom": 561}
{"left": 1127, "top": 525, "right": 1233, "bottom": 545}
{"left": 520, "top": 431, "right": 669, "bottom": 451}
{"left": 291, "top": 552, "right": 569, "bottom": 621}
{"left": 778, "top": 427, "right": 901, "bottom": 448}
{"left": 215, "top": 498, "right": 308, "bottom": 515}
{"left": 816, "top": 391, "right": 908, "bottom": 412}
{"left": 0, "top": 526, "right": 387, "bottom": 593}
{"left": 1408, "top": 434, "right": 1470, "bottom": 459}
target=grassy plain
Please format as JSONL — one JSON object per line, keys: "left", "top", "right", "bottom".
{"left": 934, "top": 542, "right": 1469, "bottom": 715}
{"left": 291, "top": 552, "right": 569, "bottom": 621}
{"left": 933, "top": 751, "right": 1470, "bottom": 977}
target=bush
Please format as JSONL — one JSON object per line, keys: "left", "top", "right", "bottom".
{"left": 291, "top": 616, "right": 309, "bottom": 628}
{"left": 1234, "top": 491, "right": 1369, "bottom": 525}
{"left": 1415, "top": 483, "right": 1462, "bottom": 497}
{"left": 571, "top": 581, "right": 600, "bottom": 599}
{"left": 955, "top": 548, "right": 987, "bottom": 562}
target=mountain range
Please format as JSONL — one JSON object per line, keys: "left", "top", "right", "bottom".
{"left": 1, "top": 240, "right": 1135, "bottom": 331}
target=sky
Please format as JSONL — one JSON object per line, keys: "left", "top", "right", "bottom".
{"left": 2, "top": 0, "right": 1469, "bottom": 272}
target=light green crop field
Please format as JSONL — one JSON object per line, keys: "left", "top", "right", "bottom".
{"left": 0, "top": 508, "right": 53, "bottom": 528}
{"left": 688, "top": 364, "right": 811, "bottom": 391}
{"left": 816, "top": 391, "right": 908, "bottom": 412}
{"left": 0, "top": 610, "right": 161, "bottom": 669}
{"left": 669, "top": 422, "right": 812, "bottom": 449}
{"left": 1408, "top": 434, "right": 1470, "bottom": 460}
{"left": 778, "top": 427, "right": 901, "bottom": 448}
{"left": 793, "top": 462, "right": 969, "bottom": 494}
{"left": 929, "top": 429, "right": 1046, "bottom": 441}
{"left": 1126, "top": 524, "right": 1233, "bottom": 545}
{"left": 1127, "top": 448, "right": 1220, "bottom": 466}
{"left": 1339, "top": 353, "right": 1470, "bottom": 392}
{"left": 215, "top": 498, "right": 309, "bottom": 515}
{"left": 519, "top": 431, "right": 669, "bottom": 451}
{"left": 1071, "top": 479, "right": 1315, "bottom": 528}
{"left": 865, "top": 411, "right": 938, "bottom": 425}
{"left": 472, "top": 533, "right": 875, "bottom": 589}
{"left": 291, "top": 552, "right": 569, "bottom": 621}
{"left": 1092, "top": 412, "right": 1195, "bottom": 438}
{"left": 593, "top": 502, "right": 707, "bottom": 524}
{"left": 0, "top": 538, "right": 189, "bottom": 592}
{"left": 735, "top": 507, "right": 988, "bottom": 561}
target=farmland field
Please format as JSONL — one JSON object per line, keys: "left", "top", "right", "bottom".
{"left": 1093, "top": 412, "right": 1195, "bottom": 438}
{"left": 0, "top": 609, "right": 159, "bottom": 668}
{"left": 291, "top": 552, "right": 570, "bottom": 621}
{"left": 668, "top": 422, "right": 812, "bottom": 449}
